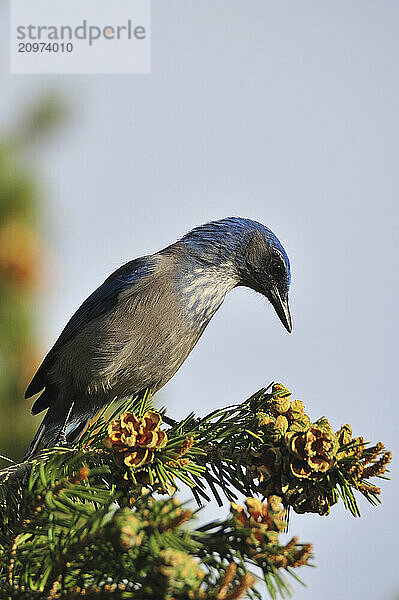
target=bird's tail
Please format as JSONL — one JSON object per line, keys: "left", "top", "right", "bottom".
{"left": 23, "top": 398, "right": 92, "bottom": 461}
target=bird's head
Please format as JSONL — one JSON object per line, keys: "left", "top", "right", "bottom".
{"left": 236, "top": 224, "right": 292, "bottom": 333}
{"left": 179, "top": 217, "right": 292, "bottom": 333}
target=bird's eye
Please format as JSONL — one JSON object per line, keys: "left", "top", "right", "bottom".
{"left": 271, "top": 262, "right": 284, "bottom": 278}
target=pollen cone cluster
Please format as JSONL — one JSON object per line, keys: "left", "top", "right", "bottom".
{"left": 159, "top": 548, "right": 204, "bottom": 589}
{"left": 286, "top": 420, "right": 338, "bottom": 478}
{"left": 104, "top": 410, "right": 168, "bottom": 468}
{"left": 249, "top": 383, "right": 392, "bottom": 515}
{"left": 230, "top": 496, "right": 313, "bottom": 571}
{"left": 231, "top": 495, "right": 287, "bottom": 545}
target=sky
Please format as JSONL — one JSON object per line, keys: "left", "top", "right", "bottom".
{"left": 1, "top": 1, "right": 398, "bottom": 598}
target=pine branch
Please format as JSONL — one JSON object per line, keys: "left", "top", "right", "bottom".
{"left": 0, "top": 383, "right": 391, "bottom": 598}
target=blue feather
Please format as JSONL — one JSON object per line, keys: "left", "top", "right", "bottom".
{"left": 181, "top": 217, "right": 291, "bottom": 283}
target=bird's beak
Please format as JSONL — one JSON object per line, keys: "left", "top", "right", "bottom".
{"left": 269, "top": 287, "right": 292, "bottom": 333}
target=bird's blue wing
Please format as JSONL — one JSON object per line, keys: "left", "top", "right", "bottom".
{"left": 25, "top": 258, "right": 153, "bottom": 399}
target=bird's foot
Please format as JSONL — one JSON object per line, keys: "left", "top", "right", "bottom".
{"left": 57, "top": 401, "right": 75, "bottom": 447}
{"left": 57, "top": 432, "right": 70, "bottom": 446}
{"left": 56, "top": 431, "right": 74, "bottom": 450}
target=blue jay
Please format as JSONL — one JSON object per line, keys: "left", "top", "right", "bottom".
{"left": 24, "top": 217, "right": 292, "bottom": 459}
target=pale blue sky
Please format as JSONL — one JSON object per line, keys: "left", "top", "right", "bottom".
{"left": 1, "top": 2, "right": 398, "bottom": 598}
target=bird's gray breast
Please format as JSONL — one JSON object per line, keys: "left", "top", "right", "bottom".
{"left": 50, "top": 256, "right": 237, "bottom": 401}
{"left": 102, "top": 282, "right": 202, "bottom": 396}
{"left": 50, "top": 269, "right": 202, "bottom": 399}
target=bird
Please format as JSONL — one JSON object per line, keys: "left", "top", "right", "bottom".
{"left": 24, "top": 217, "right": 292, "bottom": 459}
